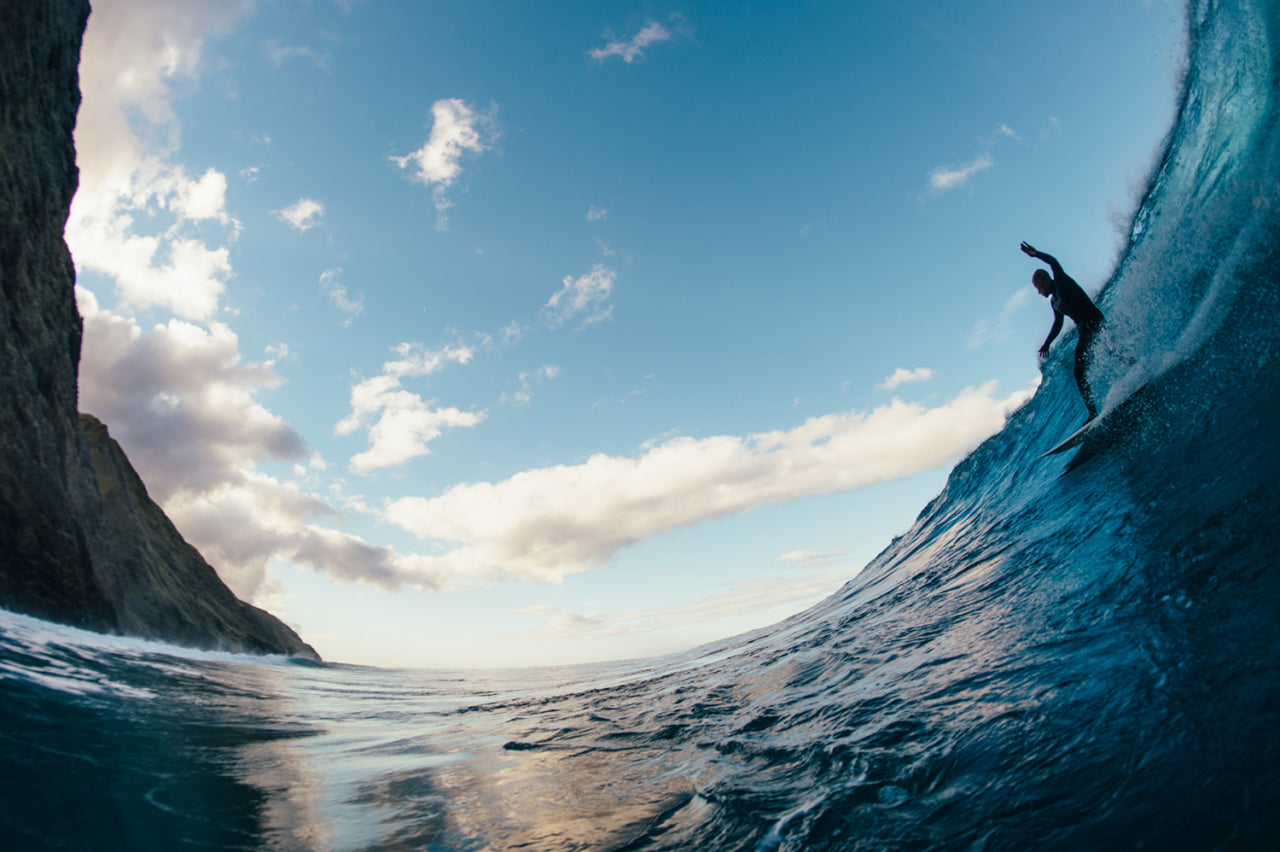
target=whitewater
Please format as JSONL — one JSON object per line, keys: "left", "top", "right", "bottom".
{"left": 5, "top": 0, "right": 1280, "bottom": 848}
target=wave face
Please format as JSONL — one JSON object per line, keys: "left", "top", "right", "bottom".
{"left": 5, "top": 0, "right": 1280, "bottom": 848}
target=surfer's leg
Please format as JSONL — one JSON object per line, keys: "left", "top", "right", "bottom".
{"left": 1075, "top": 328, "right": 1099, "bottom": 419}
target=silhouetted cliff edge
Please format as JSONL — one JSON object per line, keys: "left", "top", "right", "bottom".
{"left": 0, "top": 1, "right": 319, "bottom": 661}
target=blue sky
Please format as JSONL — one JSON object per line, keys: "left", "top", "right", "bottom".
{"left": 67, "top": 0, "right": 1183, "bottom": 668}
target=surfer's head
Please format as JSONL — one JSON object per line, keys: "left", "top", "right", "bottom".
{"left": 1032, "top": 269, "right": 1053, "bottom": 296}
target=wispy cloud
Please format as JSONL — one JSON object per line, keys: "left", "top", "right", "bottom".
{"left": 274, "top": 198, "right": 325, "bottom": 232}
{"left": 967, "top": 287, "right": 1035, "bottom": 349}
{"left": 924, "top": 123, "right": 1020, "bottom": 197}
{"left": 515, "top": 570, "right": 850, "bottom": 640}
{"left": 319, "top": 267, "right": 364, "bottom": 325}
{"left": 265, "top": 40, "right": 329, "bottom": 70}
{"left": 502, "top": 365, "right": 561, "bottom": 407}
{"left": 587, "top": 17, "right": 684, "bottom": 64}
{"left": 391, "top": 98, "right": 497, "bottom": 229}
{"left": 516, "top": 605, "right": 608, "bottom": 636}
{"left": 778, "top": 549, "right": 852, "bottom": 570}
{"left": 927, "top": 151, "right": 995, "bottom": 194}
{"left": 500, "top": 320, "right": 526, "bottom": 346}
{"left": 384, "top": 381, "right": 1035, "bottom": 586}
{"left": 542, "top": 263, "right": 616, "bottom": 327}
{"left": 879, "top": 367, "right": 936, "bottom": 391}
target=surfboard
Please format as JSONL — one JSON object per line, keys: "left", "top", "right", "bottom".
{"left": 1038, "top": 417, "right": 1100, "bottom": 458}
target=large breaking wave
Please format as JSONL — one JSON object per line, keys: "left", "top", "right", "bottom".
{"left": 4, "top": 0, "right": 1280, "bottom": 848}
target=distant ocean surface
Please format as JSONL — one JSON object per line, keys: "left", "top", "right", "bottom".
{"left": 5, "top": 0, "right": 1280, "bottom": 848}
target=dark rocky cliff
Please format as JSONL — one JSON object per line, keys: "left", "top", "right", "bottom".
{"left": 0, "top": 1, "right": 319, "bottom": 660}
{"left": 80, "top": 415, "right": 319, "bottom": 657}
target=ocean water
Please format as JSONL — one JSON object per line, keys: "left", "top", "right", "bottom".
{"left": 5, "top": 0, "right": 1280, "bottom": 848}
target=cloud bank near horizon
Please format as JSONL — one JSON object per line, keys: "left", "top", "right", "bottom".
{"left": 381, "top": 380, "right": 1035, "bottom": 588}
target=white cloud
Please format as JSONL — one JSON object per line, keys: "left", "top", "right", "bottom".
{"left": 274, "top": 198, "right": 325, "bottom": 232}
{"left": 71, "top": 221, "right": 232, "bottom": 320}
{"left": 77, "top": 288, "right": 306, "bottom": 497}
{"left": 587, "top": 206, "right": 609, "bottom": 222}
{"left": 924, "top": 123, "right": 1021, "bottom": 197}
{"left": 336, "top": 342, "right": 484, "bottom": 473}
{"left": 502, "top": 364, "right": 561, "bottom": 407}
{"left": 288, "top": 526, "right": 416, "bottom": 587}
{"left": 76, "top": 288, "right": 469, "bottom": 597}
{"left": 588, "top": 20, "right": 676, "bottom": 64}
{"left": 75, "top": 288, "right": 335, "bottom": 596}
{"left": 879, "top": 367, "right": 936, "bottom": 391}
{"left": 542, "top": 263, "right": 616, "bottom": 327}
{"left": 391, "top": 98, "right": 496, "bottom": 230}
{"left": 384, "top": 381, "right": 1035, "bottom": 586}
{"left": 168, "top": 167, "right": 232, "bottom": 220}
{"left": 927, "top": 151, "right": 994, "bottom": 194}
{"left": 382, "top": 341, "right": 477, "bottom": 378}
{"left": 66, "top": 0, "right": 248, "bottom": 321}
{"left": 338, "top": 378, "right": 485, "bottom": 474}
{"left": 319, "top": 267, "right": 364, "bottom": 324}
{"left": 994, "top": 123, "right": 1021, "bottom": 143}
{"left": 161, "top": 474, "right": 339, "bottom": 595}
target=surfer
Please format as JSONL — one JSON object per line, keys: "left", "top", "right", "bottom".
{"left": 1021, "top": 242, "right": 1104, "bottom": 420}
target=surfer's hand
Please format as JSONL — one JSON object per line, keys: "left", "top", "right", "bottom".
{"left": 1021, "top": 242, "right": 1039, "bottom": 258}
{"left": 1038, "top": 344, "right": 1050, "bottom": 359}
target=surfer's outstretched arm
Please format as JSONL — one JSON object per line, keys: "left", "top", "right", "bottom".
{"left": 1021, "top": 242, "right": 1067, "bottom": 279}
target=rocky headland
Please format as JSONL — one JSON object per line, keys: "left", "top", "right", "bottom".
{"left": 0, "top": 1, "right": 319, "bottom": 660}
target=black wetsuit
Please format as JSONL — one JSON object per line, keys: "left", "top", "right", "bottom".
{"left": 1040, "top": 254, "right": 1104, "bottom": 418}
